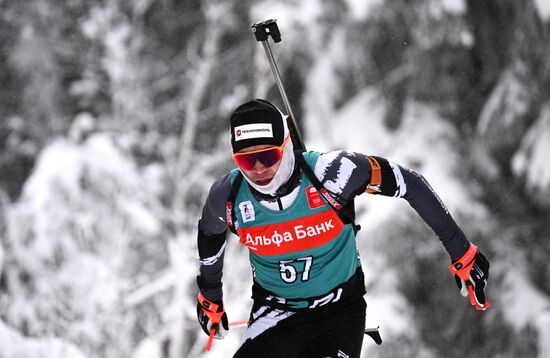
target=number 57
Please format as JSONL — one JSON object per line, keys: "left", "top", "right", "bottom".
{"left": 279, "top": 256, "right": 313, "bottom": 283}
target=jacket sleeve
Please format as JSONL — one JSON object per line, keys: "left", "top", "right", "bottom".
{"left": 314, "top": 151, "right": 470, "bottom": 260}
{"left": 197, "top": 173, "right": 231, "bottom": 301}
{"left": 392, "top": 162, "right": 470, "bottom": 261}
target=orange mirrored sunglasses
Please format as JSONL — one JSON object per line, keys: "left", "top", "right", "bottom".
{"left": 232, "top": 136, "right": 290, "bottom": 170}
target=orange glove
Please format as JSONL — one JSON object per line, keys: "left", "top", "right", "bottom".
{"left": 197, "top": 292, "right": 229, "bottom": 339}
{"left": 449, "top": 243, "right": 490, "bottom": 311}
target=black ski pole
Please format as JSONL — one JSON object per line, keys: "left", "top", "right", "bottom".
{"left": 251, "top": 19, "right": 306, "bottom": 152}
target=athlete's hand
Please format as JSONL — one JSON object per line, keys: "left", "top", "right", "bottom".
{"left": 197, "top": 292, "right": 229, "bottom": 339}
{"left": 449, "top": 243, "right": 490, "bottom": 311}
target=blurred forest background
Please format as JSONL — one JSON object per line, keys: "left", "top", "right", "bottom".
{"left": 1, "top": 0, "right": 550, "bottom": 357}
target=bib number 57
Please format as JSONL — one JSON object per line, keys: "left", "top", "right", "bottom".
{"left": 279, "top": 256, "right": 313, "bottom": 283}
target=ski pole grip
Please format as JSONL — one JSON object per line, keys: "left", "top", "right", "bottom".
{"left": 252, "top": 19, "right": 281, "bottom": 43}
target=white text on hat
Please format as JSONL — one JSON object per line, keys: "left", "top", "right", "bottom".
{"left": 234, "top": 123, "right": 273, "bottom": 141}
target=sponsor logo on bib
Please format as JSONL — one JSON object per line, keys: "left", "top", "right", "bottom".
{"left": 239, "top": 201, "right": 255, "bottom": 223}
{"left": 306, "top": 185, "right": 325, "bottom": 209}
{"left": 237, "top": 209, "right": 344, "bottom": 256}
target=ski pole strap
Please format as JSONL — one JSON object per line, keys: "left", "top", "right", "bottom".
{"left": 197, "top": 292, "right": 224, "bottom": 324}
{"left": 449, "top": 243, "right": 478, "bottom": 281}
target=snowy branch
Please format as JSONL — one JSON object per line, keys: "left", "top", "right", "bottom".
{"left": 172, "top": 0, "right": 232, "bottom": 219}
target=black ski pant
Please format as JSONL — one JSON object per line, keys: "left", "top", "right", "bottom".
{"left": 233, "top": 297, "right": 366, "bottom": 358}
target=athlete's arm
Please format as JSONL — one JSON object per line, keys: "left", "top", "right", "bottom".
{"left": 197, "top": 173, "right": 232, "bottom": 301}
{"left": 314, "top": 151, "right": 469, "bottom": 260}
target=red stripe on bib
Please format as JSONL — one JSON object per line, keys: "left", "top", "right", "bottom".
{"left": 237, "top": 209, "right": 344, "bottom": 256}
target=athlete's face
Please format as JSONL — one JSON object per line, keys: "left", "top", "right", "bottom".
{"left": 236, "top": 144, "right": 282, "bottom": 186}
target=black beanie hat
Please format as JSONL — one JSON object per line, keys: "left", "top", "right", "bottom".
{"left": 230, "top": 99, "right": 286, "bottom": 153}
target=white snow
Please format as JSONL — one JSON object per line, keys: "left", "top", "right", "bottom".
{"left": 251, "top": 0, "right": 322, "bottom": 30}
{"left": 318, "top": 88, "right": 487, "bottom": 355}
{"left": 440, "top": 0, "right": 466, "bottom": 14}
{"left": 131, "top": 337, "right": 163, "bottom": 358}
{"left": 477, "top": 65, "right": 531, "bottom": 135}
{"left": 512, "top": 105, "right": 550, "bottom": 194}
{"left": 0, "top": 242, "right": 3, "bottom": 278}
{"left": 0, "top": 320, "right": 87, "bottom": 358}
{"left": 535, "top": 0, "right": 550, "bottom": 21}
{"left": 4, "top": 131, "right": 165, "bottom": 357}
{"left": 500, "top": 267, "right": 549, "bottom": 330}
{"left": 3, "top": 2, "right": 550, "bottom": 357}
{"left": 498, "top": 250, "right": 550, "bottom": 358}
{"left": 324, "top": 88, "right": 485, "bottom": 215}
{"left": 344, "top": 0, "right": 384, "bottom": 20}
